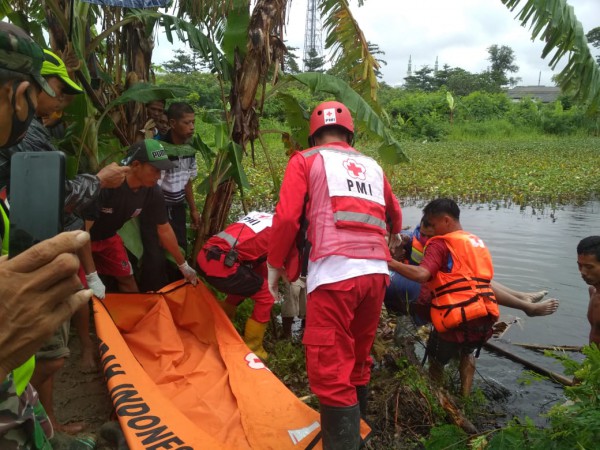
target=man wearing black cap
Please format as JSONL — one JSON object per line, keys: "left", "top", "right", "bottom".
{"left": 82, "top": 139, "right": 198, "bottom": 293}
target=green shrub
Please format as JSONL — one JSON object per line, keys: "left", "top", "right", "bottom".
{"left": 458, "top": 91, "right": 511, "bottom": 122}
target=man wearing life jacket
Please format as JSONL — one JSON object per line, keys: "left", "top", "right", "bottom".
{"left": 197, "top": 211, "right": 274, "bottom": 360}
{"left": 267, "top": 101, "right": 402, "bottom": 450}
{"left": 389, "top": 199, "right": 498, "bottom": 397}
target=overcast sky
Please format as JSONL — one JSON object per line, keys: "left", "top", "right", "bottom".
{"left": 154, "top": 0, "right": 600, "bottom": 87}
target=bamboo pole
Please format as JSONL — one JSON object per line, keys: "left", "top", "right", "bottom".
{"left": 513, "top": 343, "right": 583, "bottom": 352}
{"left": 484, "top": 341, "right": 573, "bottom": 386}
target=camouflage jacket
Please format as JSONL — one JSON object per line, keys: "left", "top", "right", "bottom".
{"left": 0, "top": 117, "right": 101, "bottom": 218}
{"left": 0, "top": 374, "right": 52, "bottom": 450}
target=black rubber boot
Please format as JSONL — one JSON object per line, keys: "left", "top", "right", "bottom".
{"left": 356, "top": 385, "right": 369, "bottom": 419}
{"left": 320, "top": 402, "right": 361, "bottom": 450}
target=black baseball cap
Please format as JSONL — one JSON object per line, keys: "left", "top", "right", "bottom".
{"left": 123, "top": 139, "right": 175, "bottom": 170}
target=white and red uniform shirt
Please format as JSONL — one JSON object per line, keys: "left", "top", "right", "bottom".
{"left": 268, "top": 142, "right": 402, "bottom": 293}
{"left": 205, "top": 211, "right": 272, "bottom": 262}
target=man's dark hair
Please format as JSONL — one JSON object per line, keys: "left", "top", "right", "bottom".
{"left": 167, "top": 102, "right": 194, "bottom": 120}
{"left": 311, "top": 125, "right": 352, "bottom": 145}
{"left": 147, "top": 99, "right": 165, "bottom": 106}
{"left": 577, "top": 236, "right": 600, "bottom": 261}
{"left": 423, "top": 198, "right": 460, "bottom": 221}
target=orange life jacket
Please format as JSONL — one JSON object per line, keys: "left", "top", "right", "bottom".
{"left": 410, "top": 233, "right": 425, "bottom": 265}
{"left": 427, "top": 230, "right": 499, "bottom": 333}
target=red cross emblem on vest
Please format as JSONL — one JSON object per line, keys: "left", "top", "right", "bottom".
{"left": 343, "top": 158, "right": 366, "bottom": 180}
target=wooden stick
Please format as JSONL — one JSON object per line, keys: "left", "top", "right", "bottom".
{"left": 484, "top": 341, "right": 573, "bottom": 386}
{"left": 513, "top": 343, "right": 583, "bottom": 353}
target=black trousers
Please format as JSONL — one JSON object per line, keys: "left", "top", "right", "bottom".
{"left": 138, "top": 203, "right": 187, "bottom": 292}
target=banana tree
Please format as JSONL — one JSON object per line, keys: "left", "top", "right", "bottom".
{"left": 501, "top": 0, "right": 600, "bottom": 112}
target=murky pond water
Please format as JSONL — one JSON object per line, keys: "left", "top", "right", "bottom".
{"left": 399, "top": 200, "right": 600, "bottom": 425}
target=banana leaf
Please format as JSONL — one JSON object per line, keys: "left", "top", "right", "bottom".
{"left": 222, "top": 0, "right": 250, "bottom": 66}
{"left": 97, "top": 83, "right": 191, "bottom": 129}
{"left": 291, "top": 72, "right": 408, "bottom": 164}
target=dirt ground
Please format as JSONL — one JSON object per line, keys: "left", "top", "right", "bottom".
{"left": 54, "top": 312, "right": 491, "bottom": 450}
{"left": 54, "top": 329, "right": 114, "bottom": 450}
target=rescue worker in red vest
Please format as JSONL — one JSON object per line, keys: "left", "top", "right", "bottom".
{"left": 267, "top": 101, "right": 403, "bottom": 450}
{"left": 389, "top": 198, "right": 499, "bottom": 397}
{"left": 197, "top": 211, "right": 274, "bottom": 360}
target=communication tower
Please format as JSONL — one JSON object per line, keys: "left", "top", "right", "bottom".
{"left": 302, "top": 0, "right": 323, "bottom": 71}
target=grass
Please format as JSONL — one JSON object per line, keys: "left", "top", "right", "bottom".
{"left": 381, "top": 137, "right": 600, "bottom": 206}
{"left": 234, "top": 134, "right": 600, "bottom": 209}
{"left": 194, "top": 121, "right": 600, "bottom": 218}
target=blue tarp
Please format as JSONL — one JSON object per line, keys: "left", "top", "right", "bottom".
{"left": 80, "top": 0, "right": 168, "bottom": 7}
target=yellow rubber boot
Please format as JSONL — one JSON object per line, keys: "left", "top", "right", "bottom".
{"left": 220, "top": 301, "right": 237, "bottom": 321}
{"left": 243, "top": 318, "right": 268, "bottom": 360}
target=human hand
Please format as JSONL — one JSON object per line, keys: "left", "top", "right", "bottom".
{"left": 61, "top": 44, "right": 81, "bottom": 72}
{"left": 178, "top": 261, "right": 198, "bottom": 286}
{"left": 140, "top": 119, "right": 157, "bottom": 139}
{"left": 85, "top": 271, "right": 106, "bottom": 299}
{"left": 0, "top": 231, "right": 93, "bottom": 379}
{"left": 96, "top": 162, "right": 129, "bottom": 189}
{"left": 267, "top": 263, "right": 283, "bottom": 300}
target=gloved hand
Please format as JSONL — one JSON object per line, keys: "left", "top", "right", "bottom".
{"left": 267, "top": 263, "right": 284, "bottom": 300}
{"left": 178, "top": 261, "right": 198, "bottom": 286}
{"left": 85, "top": 271, "right": 106, "bottom": 299}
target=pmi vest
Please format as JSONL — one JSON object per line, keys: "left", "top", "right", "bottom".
{"left": 320, "top": 149, "right": 386, "bottom": 234}
{"left": 427, "top": 230, "right": 499, "bottom": 333}
{"left": 213, "top": 211, "right": 273, "bottom": 261}
{"left": 303, "top": 144, "right": 390, "bottom": 262}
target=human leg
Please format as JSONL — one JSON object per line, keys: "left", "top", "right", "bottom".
{"left": 74, "top": 267, "right": 95, "bottom": 371}
{"left": 92, "top": 235, "right": 138, "bottom": 293}
{"left": 349, "top": 274, "right": 387, "bottom": 388}
{"left": 493, "top": 283, "right": 559, "bottom": 317}
{"left": 72, "top": 303, "right": 95, "bottom": 371}
{"left": 138, "top": 212, "right": 168, "bottom": 291}
{"left": 425, "top": 330, "right": 459, "bottom": 387}
{"left": 244, "top": 279, "right": 274, "bottom": 359}
{"left": 303, "top": 277, "right": 380, "bottom": 450}
{"left": 116, "top": 275, "right": 139, "bottom": 292}
{"left": 303, "top": 280, "right": 360, "bottom": 406}
{"left": 459, "top": 351, "right": 476, "bottom": 397}
{"left": 492, "top": 280, "right": 547, "bottom": 303}
{"left": 32, "top": 324, "right": 85, "bottom": 434}
{"left": 166, "top": 203, "right": 188, "bottom": 251}
{"left": 281, "top": 280, "right": 300, "bottom": 338}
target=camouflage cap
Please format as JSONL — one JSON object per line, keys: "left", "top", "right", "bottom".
{"left": 0, "top": 21, "right": 54, "bottom": 96}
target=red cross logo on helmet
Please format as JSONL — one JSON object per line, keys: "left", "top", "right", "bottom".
{"left": 323, "top": 108, "right": 337, "bottom": 124}
{"left": 343, "top": 158, "right": 366, "bottom": 180}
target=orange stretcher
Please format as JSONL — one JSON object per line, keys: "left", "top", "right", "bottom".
{"left": 93, "top": 280, "right": 371, "bottom": 449}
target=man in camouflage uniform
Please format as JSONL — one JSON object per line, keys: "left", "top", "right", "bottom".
{"left": 0, "top": 22, "right": 94, "bottom": 449}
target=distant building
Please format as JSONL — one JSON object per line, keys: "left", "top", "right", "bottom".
{"left": 506, "top": 86, "right": 561, "bottom": 103}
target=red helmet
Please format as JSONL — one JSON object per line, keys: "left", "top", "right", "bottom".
{"left": 308, "top": 101, "right": 354, "bottom": 137}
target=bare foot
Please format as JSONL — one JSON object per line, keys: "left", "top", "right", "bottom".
{"left": 523, "top": 290, "right": 548, "bottom": 303}
{"left": 525, "top": 298, "right": 559, "bottom": 317}
{"left": 79, "top": 346, "right": 98, "bottom": 373}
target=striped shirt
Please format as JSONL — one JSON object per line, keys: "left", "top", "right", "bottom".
{"left": 158, "top": 155, "right": 197, "bottom": 204}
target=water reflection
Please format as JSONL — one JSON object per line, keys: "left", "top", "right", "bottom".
{"left": 399, "top": 200, "right": 600, "bottom": 424}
